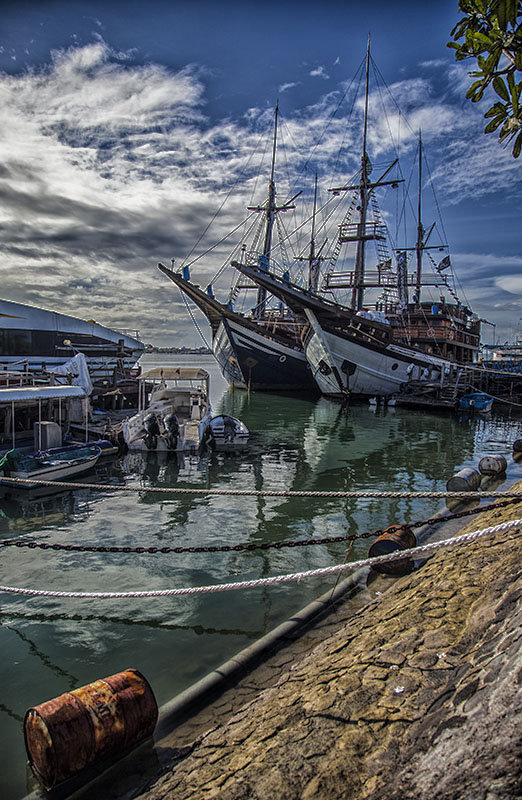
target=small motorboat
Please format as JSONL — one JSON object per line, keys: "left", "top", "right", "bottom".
{"left": 458, "top": 393, "right": 494, "bottom": 413}
{"left": 206, "top": 415, "right": 249, "bottom": 450}
{"left": 123, "top": 367, "right": 212, "bottom": 452}
{"left": 0, "top": 445, "right": 101, "bottom": 488}
{"left": 123, "top": 367, "right": 248, "bottom": 453}
{"left": 52, "top": 439, "right": 120, "bottom": 457}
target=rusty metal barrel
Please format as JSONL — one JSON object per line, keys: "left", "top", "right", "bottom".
{"left": 446, "top": 467, "right": 481, "bottom": 492}
{"left": 478, "top": 455, "right": 507, "bottom": 475}
{"left": 368, "top": 525, "right": 417, "bottom": 575}
{"left": 24, "top": 668, "right": 158, "bottom": 790}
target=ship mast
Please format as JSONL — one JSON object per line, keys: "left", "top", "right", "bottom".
{"left": 352, "top": 34, "right": 371, "bottom": 311}
{"left": 327, "top": 37, "right": 402, "bottom": 310}
{"left": 252, "top": 104, "right": 279, "bottom": 319}
{"left": 415, "top": 131, "right": 424, "bottom": 304}
{"left": 248, "top": 103, "right": 299, "bottom": 319}
{"left": 308, "top": 173, "right": 323, "bottom": 291}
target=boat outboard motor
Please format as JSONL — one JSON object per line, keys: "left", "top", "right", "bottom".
{"left": 143, "top": 413, "right": 161, "bottom": 450}
{"left": 223, "top": 416, "right": 236, "bottom": 443}
{"left": 164, "top": 413, "right": 179, "bottom": 451}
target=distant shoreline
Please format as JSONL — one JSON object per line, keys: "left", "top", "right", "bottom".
{"left": 143, "top": 347, "right": 211, "bottom": 355}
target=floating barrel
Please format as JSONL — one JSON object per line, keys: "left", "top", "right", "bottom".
{"left": 368, "top": 525, "right": 416, "bottom": 575}
{"left": 513, "top": 439, "right": 522, "bottom": 454}
{"left": 478, "top": 455, "right": 507, "bottom": 476}
{"left": 446, "top": 468, "right": 481, "bottom": 492}
{"left": 24, "top": 668, "right": 158, "bottom": 790}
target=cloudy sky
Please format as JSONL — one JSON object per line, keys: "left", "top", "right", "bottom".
{"left": 1, "top": 0, "right": 520, "bottom": 347}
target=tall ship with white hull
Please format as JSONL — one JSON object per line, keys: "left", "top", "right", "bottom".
{"left": 0, "top": 298, "right": 144, "bottom": 373}
{"left": 158, "top": 105, "right": 317, "bottom": 395}
{"left": 233, "top": 262, "right": 479, "bottom": 399}
{"left": 234, "top": 42, "right": 481, "bottom": 400}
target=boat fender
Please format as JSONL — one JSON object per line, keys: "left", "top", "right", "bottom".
{"left": 368, "top": 525, "right": 416, "bottom": 576}
{"left": 513, "top": 439, "right": 522, "bottom": 455}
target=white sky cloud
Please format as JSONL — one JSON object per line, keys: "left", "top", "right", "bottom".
{"left": 0, "top": 41, "right": 520, "bottom": 345}
{"left": 279, "top": 81, "right": 300, "bottom": 93}
{"left": 309, "top": 66, "right": 329, "bottom": 80}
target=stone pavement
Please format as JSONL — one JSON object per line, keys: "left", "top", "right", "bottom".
{"left": 132, "top": 498, "right": 522, "bottom": 800}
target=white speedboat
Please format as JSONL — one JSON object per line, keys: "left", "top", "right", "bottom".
{"left": 123, "top": 367, "right": 248, "bottom": 453}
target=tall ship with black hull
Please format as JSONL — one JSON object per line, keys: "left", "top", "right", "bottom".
{"left": 234, "top": 43, "right": 481, "bottom": 401}
{"left": 158, "top": 105, "right": 317, "bottom": 395}
{"left": 157, "top": 261, "right": 313, "bottom": 392}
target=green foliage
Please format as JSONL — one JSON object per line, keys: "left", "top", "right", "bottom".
{"left": 448, "top": 0, "right": 522, "bottom": 157}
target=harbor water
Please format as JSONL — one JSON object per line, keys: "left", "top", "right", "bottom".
{"left": 1, "top": 353, "right": 522, "bottom": 798}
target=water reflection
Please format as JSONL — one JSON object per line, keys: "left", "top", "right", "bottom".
{"left": 1, "top": 376, "right": 522, "bottom": 798}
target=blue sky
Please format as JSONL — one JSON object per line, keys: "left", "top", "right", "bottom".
{"left": 1, "top": 0, "right": 520, "bottom": 346}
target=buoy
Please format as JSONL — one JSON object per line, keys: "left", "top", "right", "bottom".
{"left": 513, "top": 439, "right": 522, "bottom": 454}
{"left": 24, "top": 668, "right": 158, "bottom": 790}
{"left": 446, "top": 468, "right": 481, "bottom": 492}
{"left": 368, "top": 524, "right": 416, "bottom": 575}
{"left": 478, "top": 455, "right": 507, "bottom": 476}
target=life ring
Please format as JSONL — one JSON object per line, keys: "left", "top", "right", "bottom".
{"left": 427, "top": 328, "right": 435, "bottom": 338}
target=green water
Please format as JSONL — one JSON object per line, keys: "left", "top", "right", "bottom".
{"left": 1, "top": 354, "right": 521, "bottom": 798}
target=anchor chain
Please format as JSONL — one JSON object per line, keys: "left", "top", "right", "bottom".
{"left": 2, "top": 498, "right": 520, "bottom": 556}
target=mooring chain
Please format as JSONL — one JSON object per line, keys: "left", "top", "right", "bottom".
{"left": 2, "top": 518, "right": 522, "bottom": 600}
{"left": 3, "top": 498, "right": 520, "bottom": 556}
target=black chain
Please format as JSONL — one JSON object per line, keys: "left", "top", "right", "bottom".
{"left": 2, "top": 498, "right": 520, "bottom": 555}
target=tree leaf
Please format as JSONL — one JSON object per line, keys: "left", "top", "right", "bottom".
{"left": 484, "top": 116, "right": 505, "bottom": 132}
{"left": 513, "top": 129, "right": 522, "bottom": 157}
{"left": 484, "top": 101, "right": 507, "bottom": 116}
{"left": 496, "top": 1, "right": 509, "bottom": 31}
{"left": 493, "top": 75, "right": 511, "bottom": 99}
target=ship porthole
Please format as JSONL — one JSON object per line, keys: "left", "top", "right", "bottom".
{"left": 279, "top": 355, "right": 287, "bottom": 363}
{"left": 391, "top": 363, "right": 399, "bottom": 371}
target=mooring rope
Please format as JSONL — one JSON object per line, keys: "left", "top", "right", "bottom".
{"left": 0, "top": 517, "right": 519, "bottom": 600}
{"left": 2, "top": 476, "right": 522, "bottom": 499}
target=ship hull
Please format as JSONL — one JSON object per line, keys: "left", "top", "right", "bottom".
{"left": 305, "top": 311, "right": 449, "bottom": 399}
{"left": 214, "top": 317, "right": 316, "bottom": 393}
{"left": 157, "top": 263, "right": 316, "bottom": 394}
{"left": 234, "top": 263, "right": 464, "bottom": 400}
{"left": 0, "top": 299, "right": 144, "bottom": 373}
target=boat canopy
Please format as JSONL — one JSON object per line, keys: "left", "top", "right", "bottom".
{"left": 0, "top": 385, "right": 86, "bottom": 404}
{"left": 139, "top": 368, "right": 209, "bottom": 381}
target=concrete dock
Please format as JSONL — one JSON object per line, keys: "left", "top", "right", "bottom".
{"left": 56, "top": 489, "right": 522, "bottom": 800}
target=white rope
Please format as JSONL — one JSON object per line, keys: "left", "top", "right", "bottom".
{"left": 2, "top": 476, "right": 522, "bottom": 499}
{"left": 0, "top": 517, "right": 520, "bottom": 600}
